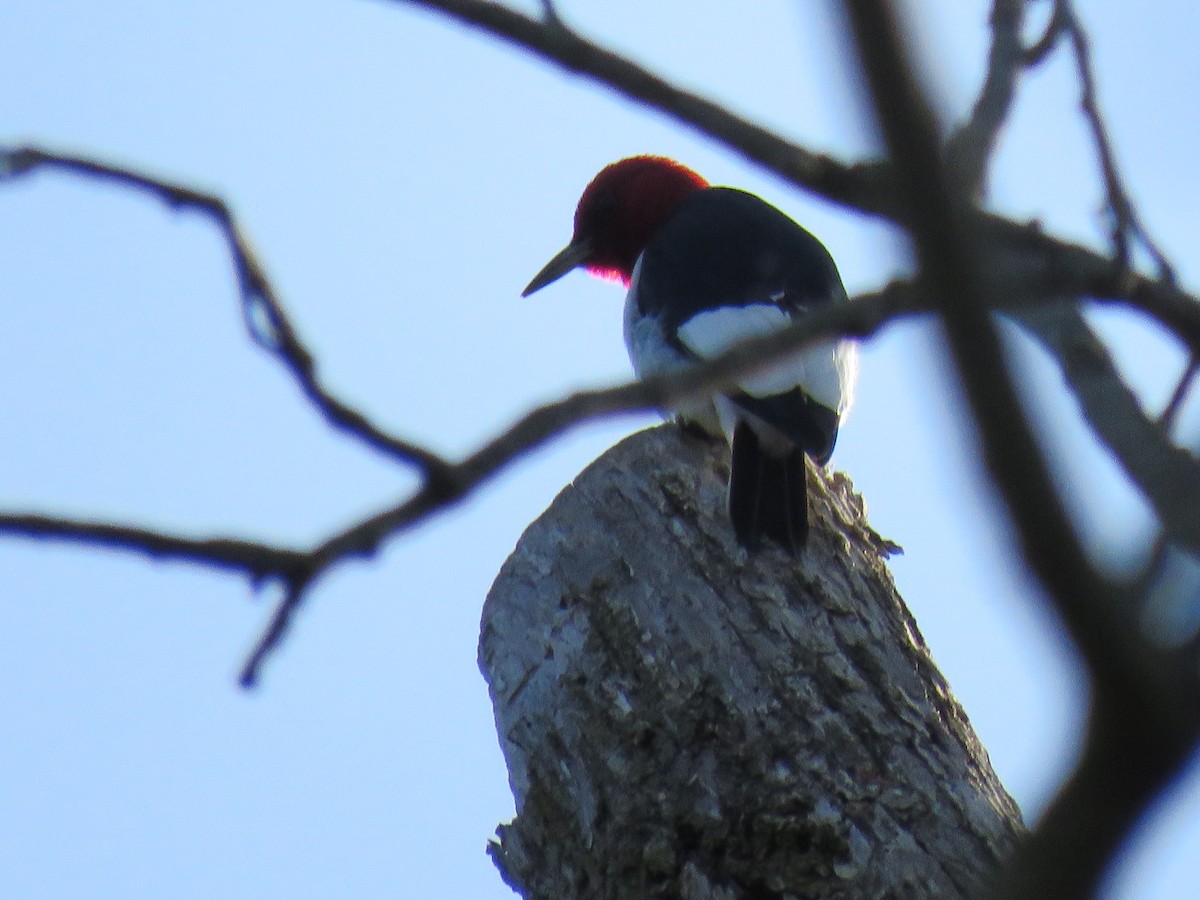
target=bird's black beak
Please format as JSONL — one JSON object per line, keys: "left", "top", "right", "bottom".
{"left": 522, "top": 238, "right": 592, "bottom": 297}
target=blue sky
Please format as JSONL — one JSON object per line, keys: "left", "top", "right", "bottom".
{"left": 2, "top": 2, "right": 1198, "bottom": 897}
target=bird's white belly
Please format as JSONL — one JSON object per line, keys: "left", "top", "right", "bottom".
{"left": 623, "top": 284, "right": 724, "bottom": 435}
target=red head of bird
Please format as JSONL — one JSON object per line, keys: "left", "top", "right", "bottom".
{"left": 522, "top": 156, "right": 709, "bottom": 296}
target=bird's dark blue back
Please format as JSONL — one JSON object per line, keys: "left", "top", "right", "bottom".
{"left": 634, "top": 187, "right": 845, "bottom": 332}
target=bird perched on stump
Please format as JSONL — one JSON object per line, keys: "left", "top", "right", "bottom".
{"left": 523, "top": 156, "right": 857, "bottom": 554}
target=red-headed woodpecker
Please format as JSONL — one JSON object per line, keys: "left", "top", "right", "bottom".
{"left": 523, "top": 156, "right": 857, "bottom": 553}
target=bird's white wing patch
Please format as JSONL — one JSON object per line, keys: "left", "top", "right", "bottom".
{"left": 677, "top": 304, "right": 857, "bottom": 414}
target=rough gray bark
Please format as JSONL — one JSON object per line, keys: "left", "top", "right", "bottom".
{"left": 479, "top": 425, "right": 1024, "bottom": 899}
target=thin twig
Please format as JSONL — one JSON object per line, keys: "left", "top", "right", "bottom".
{"left": 1057, "top": 0, "right": 1176, "bottom": 281}
{"left": 1161, "top": 355, "right": 1200, "bottom": 434}
{"left": 537, "top": 0, "right": 560, "bottom": 28}
{"left": 0, "top": 144, "right": 452, "bottom": 480}
{"left": 1022, "top": 0, "right": 1069, "bottom": 66}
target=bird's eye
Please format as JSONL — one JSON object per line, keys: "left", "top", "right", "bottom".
{"left": 584, "top": 190, "right": 619, "bottom": 228}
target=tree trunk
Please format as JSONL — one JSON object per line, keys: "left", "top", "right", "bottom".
{"left": 479, "top": 425, "right": 1023, "bottom": 899}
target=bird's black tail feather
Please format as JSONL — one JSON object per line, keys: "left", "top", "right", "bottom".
{"left": 727, "top": 422, "right": 809, "bottom": 554}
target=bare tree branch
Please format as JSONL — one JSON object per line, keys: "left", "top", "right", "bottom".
{"left": 843, "top": 0, "right": 1132, "bottom": 701}
{"left": 842, "top": 3, "right": 1200, "bottom": 897}
{"left": 947, "top": 0, "right": 1176, "bottom": 283}
{"left": 0, "top": 144, "right": 453, "bottom": 480}
{"left": 388, "top": 0, "right": 896, "bottom": 217}
{"left": 0, "top": 513, "right": 308, "bottom": 583}
{"left": 1019, "top": 308, "right": 1200, "bottom": 550}
{"left": 946, "top": 0, "right": 1027, "bottom": 193}
{"left": 996, "top": 699, "right": 1197, "bottom": 900}
{"left": 980, "top": 216, "right": 1195, "bottom": 348}
{"left": 1055, "top": 0, "right": 1176, "bottom": 281}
